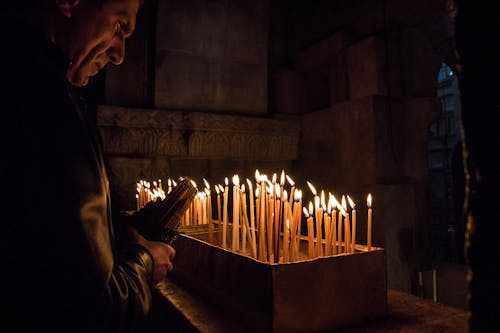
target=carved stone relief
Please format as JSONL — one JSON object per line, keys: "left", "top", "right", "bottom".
{"left": 97, "top": 106, "right": 300, "bottom": 160}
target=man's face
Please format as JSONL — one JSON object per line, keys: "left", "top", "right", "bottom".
{"left": 61, "top": 0, "right": 140, "bottom": 86}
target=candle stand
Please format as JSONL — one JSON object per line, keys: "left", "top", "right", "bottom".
{"left": 170, "top": 224, "right": 387, "bottom": 333}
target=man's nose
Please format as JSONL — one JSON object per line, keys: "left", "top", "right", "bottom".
{"left": 108, "top": 37, "right": 125, "bottom": 65}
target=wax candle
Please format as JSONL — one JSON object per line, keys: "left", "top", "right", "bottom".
{"left": 203, "top": 179, "right": 212, "bottom": 227}
{"left": 306, "top": 203, "right": 314, "bottom": 258}
{"left": 286, "top": 174, "right": 295, "bottom": 207}
{"left": 222, "top": 177, "right": 229, "bottom": 248}
{"left": 240, "top": 185, "right": 247, "bottom": 254}
{"left": 274, "top": 183, "right": 281, "bottom": 263}
{"left": 259, "top": 174, "right": 267, "bottom": 261}
{"left": 246, "top": 179, "right": 257, "bottom": 256}
{"left": 342, "top": 195, "right": 351, "bottom": 254}
{"left": 348, "top": 195, "right": 356, "bottom": 253}
{"left": 283, "top": 218, "right": 290, "bottom": 263}
{"left": 232, "top": 175, "right": 240, "bottom": 252}
{"left": 315, "top": 196, "right": 323, "bottom": 257}
{"left": 367, "top": 193, "right": 373, "bottom": 251}
{"left": 292, "top": 190, "right": 303, "bottom": 260}
{"left": 215, "top": 185, "right": 221, "bottom": 223}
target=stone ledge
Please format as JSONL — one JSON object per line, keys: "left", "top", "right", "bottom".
{"left": 97, "top": 106, "right": 300, "bottom": 160}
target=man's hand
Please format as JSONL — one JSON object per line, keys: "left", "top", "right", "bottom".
{"left": 125, "top": 227, "right": 176, "bottom": 286}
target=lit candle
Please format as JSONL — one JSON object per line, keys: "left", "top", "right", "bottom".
{"left": 292, "top": 190, "right": 303, "bottom": 261}
{"left": 342, "top": 195, "right": 351, "bottom": 254}
{"left": 215, "top": 185, "right": 221, "bottom": 223}
{"left": 283, "top": 218, "right": 290, "bottom": 263}
{"left": 286, "top": 174, "right": 295, "bottom": 207}
{"left": 330, "top": 194, "right": 338, "bottom": 255}
{"left": 240, "top": 184, "right": 247, "bottom": 254}
{"left": 325, "top": 195, "right": 333, "bottom": 256}
{"left": 247, "top": 178, "right": 257, "bottom": 259}
{"left": 348, "top": 195, "right": 356, "bottom": 253}
{"left": 232, "top": 175, "right": 240, "bottom": 252}
{"left": 258, "top": 172, "right": 267, "bottom": 261}
{"left": 205, "top": 188, "right": 212, "bottom": 228}
{"left": 274, "top": 183, "right": 281, "bottom": 263}
{"left": 135, "top": 193, "right": 139, "bottom": 211}
{"left": 203, "top": 179, "right": 212, "bottom": 228}
{"left": 367, "top": 193, "right": 373, "bottom": 251}
{"left": 315, "top": 196, "right": 323, "bottom": 257}
{"left": 222, "top": 177, "right": 229, "bottom": 248}
{"left": 305, "top": 203, "right": 314, "bottom": 258}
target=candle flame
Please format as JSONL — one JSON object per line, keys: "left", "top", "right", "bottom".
{"left": 153, "top": 181, "right": 157, "bottom": 187}
{"left": 255, "top": 187, "right": 259, "bottom": 198}
{"left": 246, "top": 178, "right": 253, "bottom": 191}
{"left": 272, "top": 173, "right": 277, "bottom": 184}
{"left": 189, "top": 180, "right": 196, "bottom": 188}
{"left": 367, "top": 193, "right": 372, "bottom": 208}
{"left": 314, "top": 196, "right": 320, "bottom": 210}
{"left": 135, "top": 194, "right": 139, "bottom": 198}
{"left": 306, "top": 181, "right": 317, "bottom": 196}
{"left": 283, "top": 190, "right": 288, "bottom": 201}
{"left": 321, "top": 190, "right": 326, "bottom": 208}
{"left": 308, "top": 201, "right": 314, "bottom": 215}
{"left": 295, "top": 189, "right": 302, "bottom": 201}
{"left": 215, "top": 185, "right": 220, "bottom": 194}
{"left": 172, "top": 180, "right": 177, "bottom": 187}
{"left": 330, "top": 193, "right": 341, "bottom": 210}
{"left": 204, "top": 188, "right": 210, "bottom": 195}
{"left": 233, "top": 175, "right": 240, "bottom": 186}
{"left": 303, "top": 207, "right": 309, "bottom": 218}
{"left": 218, "top": 184, "right": 224, "bottom": 193}
{"left": 341, "top": 195, "right": 347, "bottom": 211}
{"left": 168, "top": 179, "right": 172, "bottom": 187}
{"left": 241, "top": 184, "right": 246, "bottom": 193}
{"left": 255, "top": 169, "right": 261, "bottom": 181}
{"left": 280, "top": 170, "right": 285, "bottom": 186}
{"left": 286, "top": 175, "right": 295, "bottom": 186}
{"left": 225, "top": 177, "right": 229, "bottom": 186}
{"left": 347, "top": 195, "right": 355, "bottom": 209}
{"left": 203, "top": 178, "right": 210, "bottom": 189}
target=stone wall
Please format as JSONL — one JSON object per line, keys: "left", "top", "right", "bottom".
{"left": 100, "top": 0, "right": 454, "bottom": 293}
{"left": 98, "top": 106, "right": 300, "bottom": 211}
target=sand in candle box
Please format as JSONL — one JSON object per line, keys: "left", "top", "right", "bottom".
{"left": 171, "top": 224, "right": 387, "bottom": 333}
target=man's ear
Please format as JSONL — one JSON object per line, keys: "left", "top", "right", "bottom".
{"left": 55, "top": 0, "right": 81, "bottom": 18}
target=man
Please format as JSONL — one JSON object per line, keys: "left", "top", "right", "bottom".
{"left": 0, "top": 1, "right": 176, "bottom": 332}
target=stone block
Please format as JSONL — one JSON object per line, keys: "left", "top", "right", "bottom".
{"left": 274, "top": 69, "right": 301, "bottom": 114}
{"left": 299, "top": 97, "right": 377, "bottom": 190}
{"left": 347, "top": 36, "right": 387, "bottom": 99}
{"left": 330, "top": 50, "right": 349, "bottom": 104}
{"left": 155, "top": 50, "right": 267, "bottom": 113}
{"left": 293, "top": 31, "right": 353, "bottom": 72}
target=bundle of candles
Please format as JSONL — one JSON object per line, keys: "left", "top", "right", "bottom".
{"left": 135, "top": 170, "right": 374, "bottom": 264}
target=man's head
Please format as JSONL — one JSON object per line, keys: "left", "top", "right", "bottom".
{"left": 53, "top": 0, "right": 141, "bottom": 86}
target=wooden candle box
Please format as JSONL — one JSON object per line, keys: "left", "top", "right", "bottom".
{"left": 170, "top": 225, "right": 387, "bottom": 333}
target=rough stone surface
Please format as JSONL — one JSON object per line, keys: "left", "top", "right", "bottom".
{"left": 347, "top": 37, "right": 388, "bottom": 99}
{"left": 154, "top": 0, "right": 269, "bottom": 113}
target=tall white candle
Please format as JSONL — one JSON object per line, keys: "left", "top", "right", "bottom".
{"left": 222, "top": 177, "right": 229, "bottom": 248}
{"left": 232, "top": 175, "right": 240, "bottom": 252}
{"left": 348, "top": 195, "right": 356, "bottom": 253}
{"left": 246, "top": 178, "right": 257, "bottom": 258}
{"left": 367, "top": 193, "right": 373, "bottom": 251}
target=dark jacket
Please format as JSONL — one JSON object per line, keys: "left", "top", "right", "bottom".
{"left": 0, "top": 24, "right": 155, "bottom": 332}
